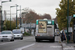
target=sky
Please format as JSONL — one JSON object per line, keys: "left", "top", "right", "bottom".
{"left": 0, "top": 0, "right": 61, "bottom": 20}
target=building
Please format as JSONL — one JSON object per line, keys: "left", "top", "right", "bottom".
{"left": 18, "top": 23, "right": 36, "bottom": 29}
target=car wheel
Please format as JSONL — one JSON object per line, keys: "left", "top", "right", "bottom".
{"left": 20, "top": 38, "right": 23, "bottom": 40}
{"left": 36, "top": 39, "right": 40, "bottom": 42}
{"left": 10, "top": 39, "right": 14, "bottom": 41}
{"left": 1, "top": 40, "right": 3, "bottom": 42}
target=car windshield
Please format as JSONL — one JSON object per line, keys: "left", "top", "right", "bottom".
{"left": 1, "top": 31, "right": 11, "bottom": 34}
{"left": 12, "top": 31, "right": 21, "bottom": 34}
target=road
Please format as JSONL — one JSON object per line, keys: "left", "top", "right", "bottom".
{"left": 0, "top": 36, "right": 62, "bottom": 50}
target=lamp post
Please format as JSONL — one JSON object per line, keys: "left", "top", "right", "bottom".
{"left": 10, "top": 6, "right": 16, "bottom": 30}
{"left": 10, "top": 4, "right": 19, "bottom": 29}
{"left": 20, "top": 6, "right": 21, "bottom": 28}
{"left": 0, "top": 6, "right": 2, "bottom": 32}
{"left": 67, "top": 0, "right": 69, "bottom": 43}
{"left": 0, "top": 0, "right": 11, "bottom": 32}
{"left": 17, "top": 8, "right": 27, "bottom": 28}
{"left": 17, "top": 5, "right": 22, "bottom": 28}
{"left": 16, "top": 4, "right": 18, "bottom": 29}
{"left": 10, "top": 6, "right": 11, "bottom": 30}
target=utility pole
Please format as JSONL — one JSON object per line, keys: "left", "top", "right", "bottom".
{"left": 73, "top": 0, "right": 75, "bottom": 43}
{"left": 17, "top": 5, "right": 22, "bottom": 28}
{"left": 10, "top": 4, "right": 19, "bottom": 29}
{"left": 10, "top": 6, "right": 11, "bottom": 30}
{"left": 0, "top": 6, "right": 2, "bottom": 32}
{"left": 20, "top": 6, "right": 21, "bottom": 28}
{"left": 16, "top": 4, "right": 18, "bottom": 29}
{"left": 0, "top": 0, "right": 12, "bottom": 31}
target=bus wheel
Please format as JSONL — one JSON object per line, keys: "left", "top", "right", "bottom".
{"left": 36, "top": 39, "right": 40, "bottom": 42}
{"left": 50, "top": 39, "right": 54, "bottom": 42}
{"left": 74, "top": 41, "right": 75, "bottom": 43}
{"left": 52, "top": 39, "right": 54, "bottom": 42}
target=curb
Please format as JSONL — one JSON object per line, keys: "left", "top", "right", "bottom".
{"left": 61, "top": 42, "right": 75, "bottom": 50}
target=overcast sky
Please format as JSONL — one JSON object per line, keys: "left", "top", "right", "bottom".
{"left": 0, "top": 0, "right": 61, "bottom": 19}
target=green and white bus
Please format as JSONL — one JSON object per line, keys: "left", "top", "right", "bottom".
{"left": 35, "top": 19, "right": 55, "bottom": 42}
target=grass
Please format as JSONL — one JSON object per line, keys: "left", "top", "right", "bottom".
{"left": 23, "top": 32, "right": 31, "bottom": 36}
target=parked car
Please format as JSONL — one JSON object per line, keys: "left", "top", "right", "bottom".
{"left": 0, "top": 31, "right": 14, "bottom": 42}
{"left": 12, "top": 29, "right": 23, "bottom": 40}
{"left": 20, "top": 28, "right": 24, "bottom": 34}
{"left": 55, "top": 29, "right": 60, "bottom": 36}
{"left": 20, "top": 27, "right": 29, "bottom": 33}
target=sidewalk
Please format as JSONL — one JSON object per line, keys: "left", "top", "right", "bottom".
{"left": 61, "top": 42, "right": 75, "bottom": 50}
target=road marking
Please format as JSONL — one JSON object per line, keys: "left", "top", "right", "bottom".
{"left": 63, "top": 46, "right": 74, "bottom": 50}
{"left": 14, "top": 43, "right": 35, "bottom": 50}
{"left": 0, "top": 42, "right": 13, "bottom": 45}
{"left": 50, "top": 46, "right": 62, "bottom": 48}
{"left": 0, "top": 37, "right": 34, "bottom": 45}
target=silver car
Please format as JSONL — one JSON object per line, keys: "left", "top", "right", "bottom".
{"left": 0, "top": 31, "right": 14, "bottom": 42}
{"left": 12, "top": 29, "right": 23, "bottom": 40}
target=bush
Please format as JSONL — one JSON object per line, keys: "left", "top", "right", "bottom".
{"left": 23, "top": 32, "right": 31, "bottom": 36}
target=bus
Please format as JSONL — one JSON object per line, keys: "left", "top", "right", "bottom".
{"left": 35, "top": 19, "right": 55, "bottom": 42}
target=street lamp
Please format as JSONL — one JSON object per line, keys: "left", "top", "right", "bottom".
{"left": 17, "top": 6, "right": 22, "bottom": 28}
{"left": 0, "top": 0, "right": 12, "bottom": 32}
{"left": 10, "top": 4, "right": 19, "bottom": 29}
{"left": 10, "top": 6, "right": 16, "bottom": 30}
{"left": 17, "top": 8, "right": 27, "bottom": 28}
{"left": 67, "top": 0, "right": 69, "bottom": 43}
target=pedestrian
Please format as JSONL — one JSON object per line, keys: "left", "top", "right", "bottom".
{"left": 63, "top": 29, "right": 67, "bottom": 42}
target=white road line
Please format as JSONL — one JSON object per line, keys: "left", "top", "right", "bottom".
{"left": 14, "top": 43, "right": 35, "bottom": 50}
{"left": 0, "top": 37, "right": 34, "bottom": 45}
{"left": 50, "top": 46, "right": 62, "bottom": 48}
{"left": 63, "top": 46, "right": 75, "bottom": 50}
{"left": 0, "top": 42, "right": 13, "bottom": 45}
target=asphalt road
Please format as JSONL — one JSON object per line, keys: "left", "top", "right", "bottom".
{"left": 0, "top": 36, "right": 62, "bottom": 50}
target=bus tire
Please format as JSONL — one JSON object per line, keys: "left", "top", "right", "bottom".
{"left": 74, "top": 41, "right": 75, "bottom": 43}
{"left": 36, "top": 39, "right": 40, "bottom": 42}
{"left": 52, "top": 39, "right": 54, "bottom": 42}
{"left": 50, "top": 39, "right": 54, "bottom": 42}
{"left": 49, "top": 39, "right": 54, "bottom": 42}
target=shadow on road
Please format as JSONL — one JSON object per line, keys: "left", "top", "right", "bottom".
{"left": 36, "top": 40, "right": 55, "bottom": 43}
